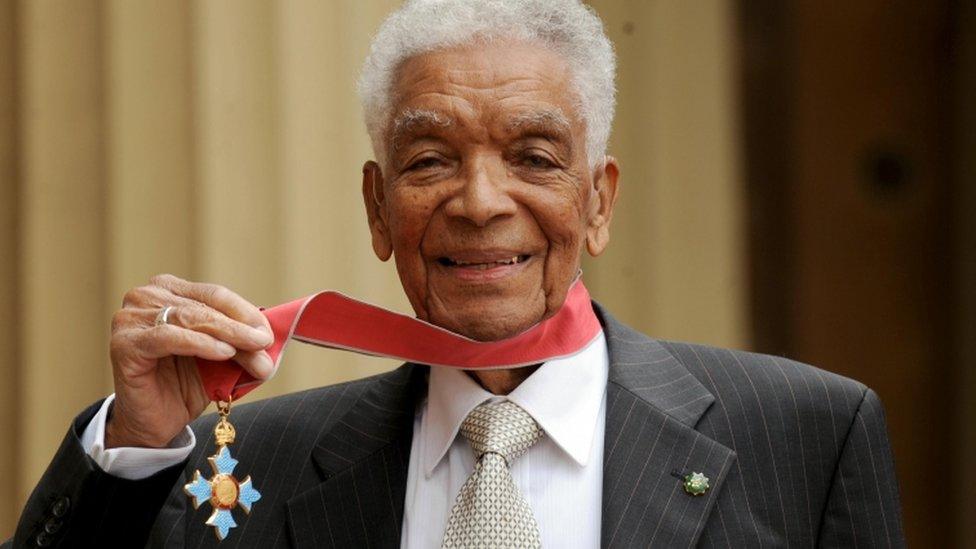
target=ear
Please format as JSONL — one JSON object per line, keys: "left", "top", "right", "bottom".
{"left": 585, "top": 156, "right": 620, "bottom": 257}
{"left": 362, "top": 161, "right": 393, "bottom": 261}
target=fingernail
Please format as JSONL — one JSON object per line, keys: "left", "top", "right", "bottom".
{"left": 216, "top": 341, "right": 236, "bottom": 356}
{"left": 251, "top": 326, "right": 274, "bottom": 347}
{"left": 257, "top": 351, "right": 275, "bottom": 377}
{"left": 266, "top": 351, "right": 280, "bottom": 380}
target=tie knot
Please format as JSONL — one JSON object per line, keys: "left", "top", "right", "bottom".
{"left": 460, "top": 401, "right": 543, "bottom": 462}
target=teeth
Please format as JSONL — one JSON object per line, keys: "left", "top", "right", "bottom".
{"left": 445, "top": 255, "right": 525, "bottom": 267}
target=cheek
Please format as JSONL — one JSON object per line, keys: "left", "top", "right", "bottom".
{"left": 387, "top": 188, "right": 441, "bottom": 253}
{"left": 530, "top": 192, "right": 588, "bottom": 313}
{"left": 385, "top": 188, "right": 445, "bottom": 316}
{"left": 523, "top": 185, "right": 589, "bottom": 252}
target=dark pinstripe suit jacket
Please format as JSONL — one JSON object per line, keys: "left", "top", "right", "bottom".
{"left": 9, "top": 304, "right": 905, "bottom": 548}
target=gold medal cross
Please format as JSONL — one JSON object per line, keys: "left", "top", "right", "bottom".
{"left": 183, "top": 400, "right": 261, "bottom": 540}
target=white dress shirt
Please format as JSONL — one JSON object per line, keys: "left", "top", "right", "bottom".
{"left": 81, "top": 333, "right": 608, "bottom": 547}
{"left": 401, "top": 333, "right": 608, "bottom": 549}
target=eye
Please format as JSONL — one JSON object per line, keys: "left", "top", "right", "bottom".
{"left": 406, "top": 156, "right": 444, "bottom": 172}
{"left": 521, "top": 153, "right": 556, "bottom": 170}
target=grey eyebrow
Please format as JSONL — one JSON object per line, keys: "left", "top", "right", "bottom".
{"left": 506, "top": 108, "right": 572, "bottom": 136}
{"left": 390, "top": 109, "right": 454, "bottom": 151}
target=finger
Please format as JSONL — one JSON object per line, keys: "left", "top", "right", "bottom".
{"left": 123, "top": 325, "right": 275, "bottom": 380}
{"left": 232, "top": 349, "right": 276, "bottom": 381}
{"left": 113, "top": 305, "right": 205, "bottom": 333}
{"left": 121, "top": 284, "right": 202, "bottom": 312}
{"left": 112, "top": 308, "right": 142, "bottom": 333}
{"left": 161, "top": 305, "right": 272, "bottom": 351}
{"left": 150, "top": 274, "right": 271, "bottom": 334}
{"left": 122, "top": 283, "right": 175, "bottom": 309}
{"left": 130, "top": 324, "right": 237, "bottom": 362}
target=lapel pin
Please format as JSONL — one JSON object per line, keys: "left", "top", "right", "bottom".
{"left": 683, "top": 472, "right": 710, "bottom": 496}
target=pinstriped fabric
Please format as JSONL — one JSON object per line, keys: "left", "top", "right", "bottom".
{"left": 818, "top": 389, "right": 902, "bottom": 547}
{"left": 655, "top": 338, "right": 905, "bottom": 548}
{"left": 284, "top": 364, "right": 422, "bottom": 548}
{"left": 601, "top": 383, "right": 735, "bottom": 548}
{"left": 600, "top": 313, "right": 736, "bottom": 549}
{"left": 592, "top": 304, "right": 903, "bottom": 548}
{"left": 606, "top": 331, "right": 715, "bottom": 429}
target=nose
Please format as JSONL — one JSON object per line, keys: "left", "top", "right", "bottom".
{"left": 443, "top": 157, "right": 517, "bottom": 227}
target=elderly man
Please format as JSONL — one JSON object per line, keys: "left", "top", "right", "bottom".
{"left": 8, "top": 1, "right": 904, "bottom": 548}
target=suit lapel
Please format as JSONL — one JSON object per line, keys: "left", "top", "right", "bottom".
{"left": 597, "top": 305, "right": 737, "bottom": 548}
{"left": 285, "top": 364, "right": 426, "bottom": 549}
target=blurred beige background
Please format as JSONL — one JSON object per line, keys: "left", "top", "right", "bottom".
{"left": 2, "top": 1, "right": 974, "bottom": 547}
{"left": 0, "top": 0, "right": 745, "bottom": 536}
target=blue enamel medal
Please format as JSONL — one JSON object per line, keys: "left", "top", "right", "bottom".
{"left": 183, "top": 400, "right": 261, "bottom": 540}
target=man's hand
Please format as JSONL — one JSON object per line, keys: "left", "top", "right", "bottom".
{"left": 105, "top": 274, "right": 275, "bottom": 449}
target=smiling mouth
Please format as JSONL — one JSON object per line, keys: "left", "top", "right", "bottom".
{"left": 437, "top": 254, "right": 531, "bottom": 270}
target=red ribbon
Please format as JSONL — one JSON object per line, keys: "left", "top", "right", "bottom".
{"left": 196, "top": 279, "right": 602, "bottom": 401}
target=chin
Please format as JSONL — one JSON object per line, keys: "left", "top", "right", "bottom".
{"left": 436, "top": 298, "right": 546, "bottom": 342}
{"left": 454, "top": 316, "right": 535, "bottom": 342}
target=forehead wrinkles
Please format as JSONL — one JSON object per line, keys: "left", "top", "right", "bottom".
{"left": 444, "top": 68, "right": 555, "bottom": 94}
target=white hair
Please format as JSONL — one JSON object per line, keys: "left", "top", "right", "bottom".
{"left": 357, "top": 0, "right": 617, "bottom": 169}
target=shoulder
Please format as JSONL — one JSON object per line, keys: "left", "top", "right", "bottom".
{"left": 659, "top": 339, "right": 874, "bottom": 427}
{"left": 597, "top": 303, "right": 874, "bottom": 418}
{"left": 597, "top": 303, "right": 879, "bottom": 428}
{"left": 661, "top": 339, "right": 868, "bottom": 400}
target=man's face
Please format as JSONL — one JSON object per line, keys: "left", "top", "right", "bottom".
{"left": 363, "top": 41, "right": 618, "bottom": 341}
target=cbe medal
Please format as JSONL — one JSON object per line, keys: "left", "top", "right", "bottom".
{"left": 183, "top": 398, "right": 261, "bottom": 540}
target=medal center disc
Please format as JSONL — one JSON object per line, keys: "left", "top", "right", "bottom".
{"left": 210, "top": 474, "right": 240, "bottom": 509}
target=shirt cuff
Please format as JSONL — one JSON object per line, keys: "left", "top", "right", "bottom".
{"left": 79, "top": 394, "right": 196, "bottom": 480}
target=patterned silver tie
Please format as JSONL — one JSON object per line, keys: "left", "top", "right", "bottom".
{"left": 441, "top": 400, "right": 545, "bottom": 549}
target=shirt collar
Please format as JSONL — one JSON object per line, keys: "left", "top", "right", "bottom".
{"left": 421, "top": 331, "right": 608, "bottom": 477}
